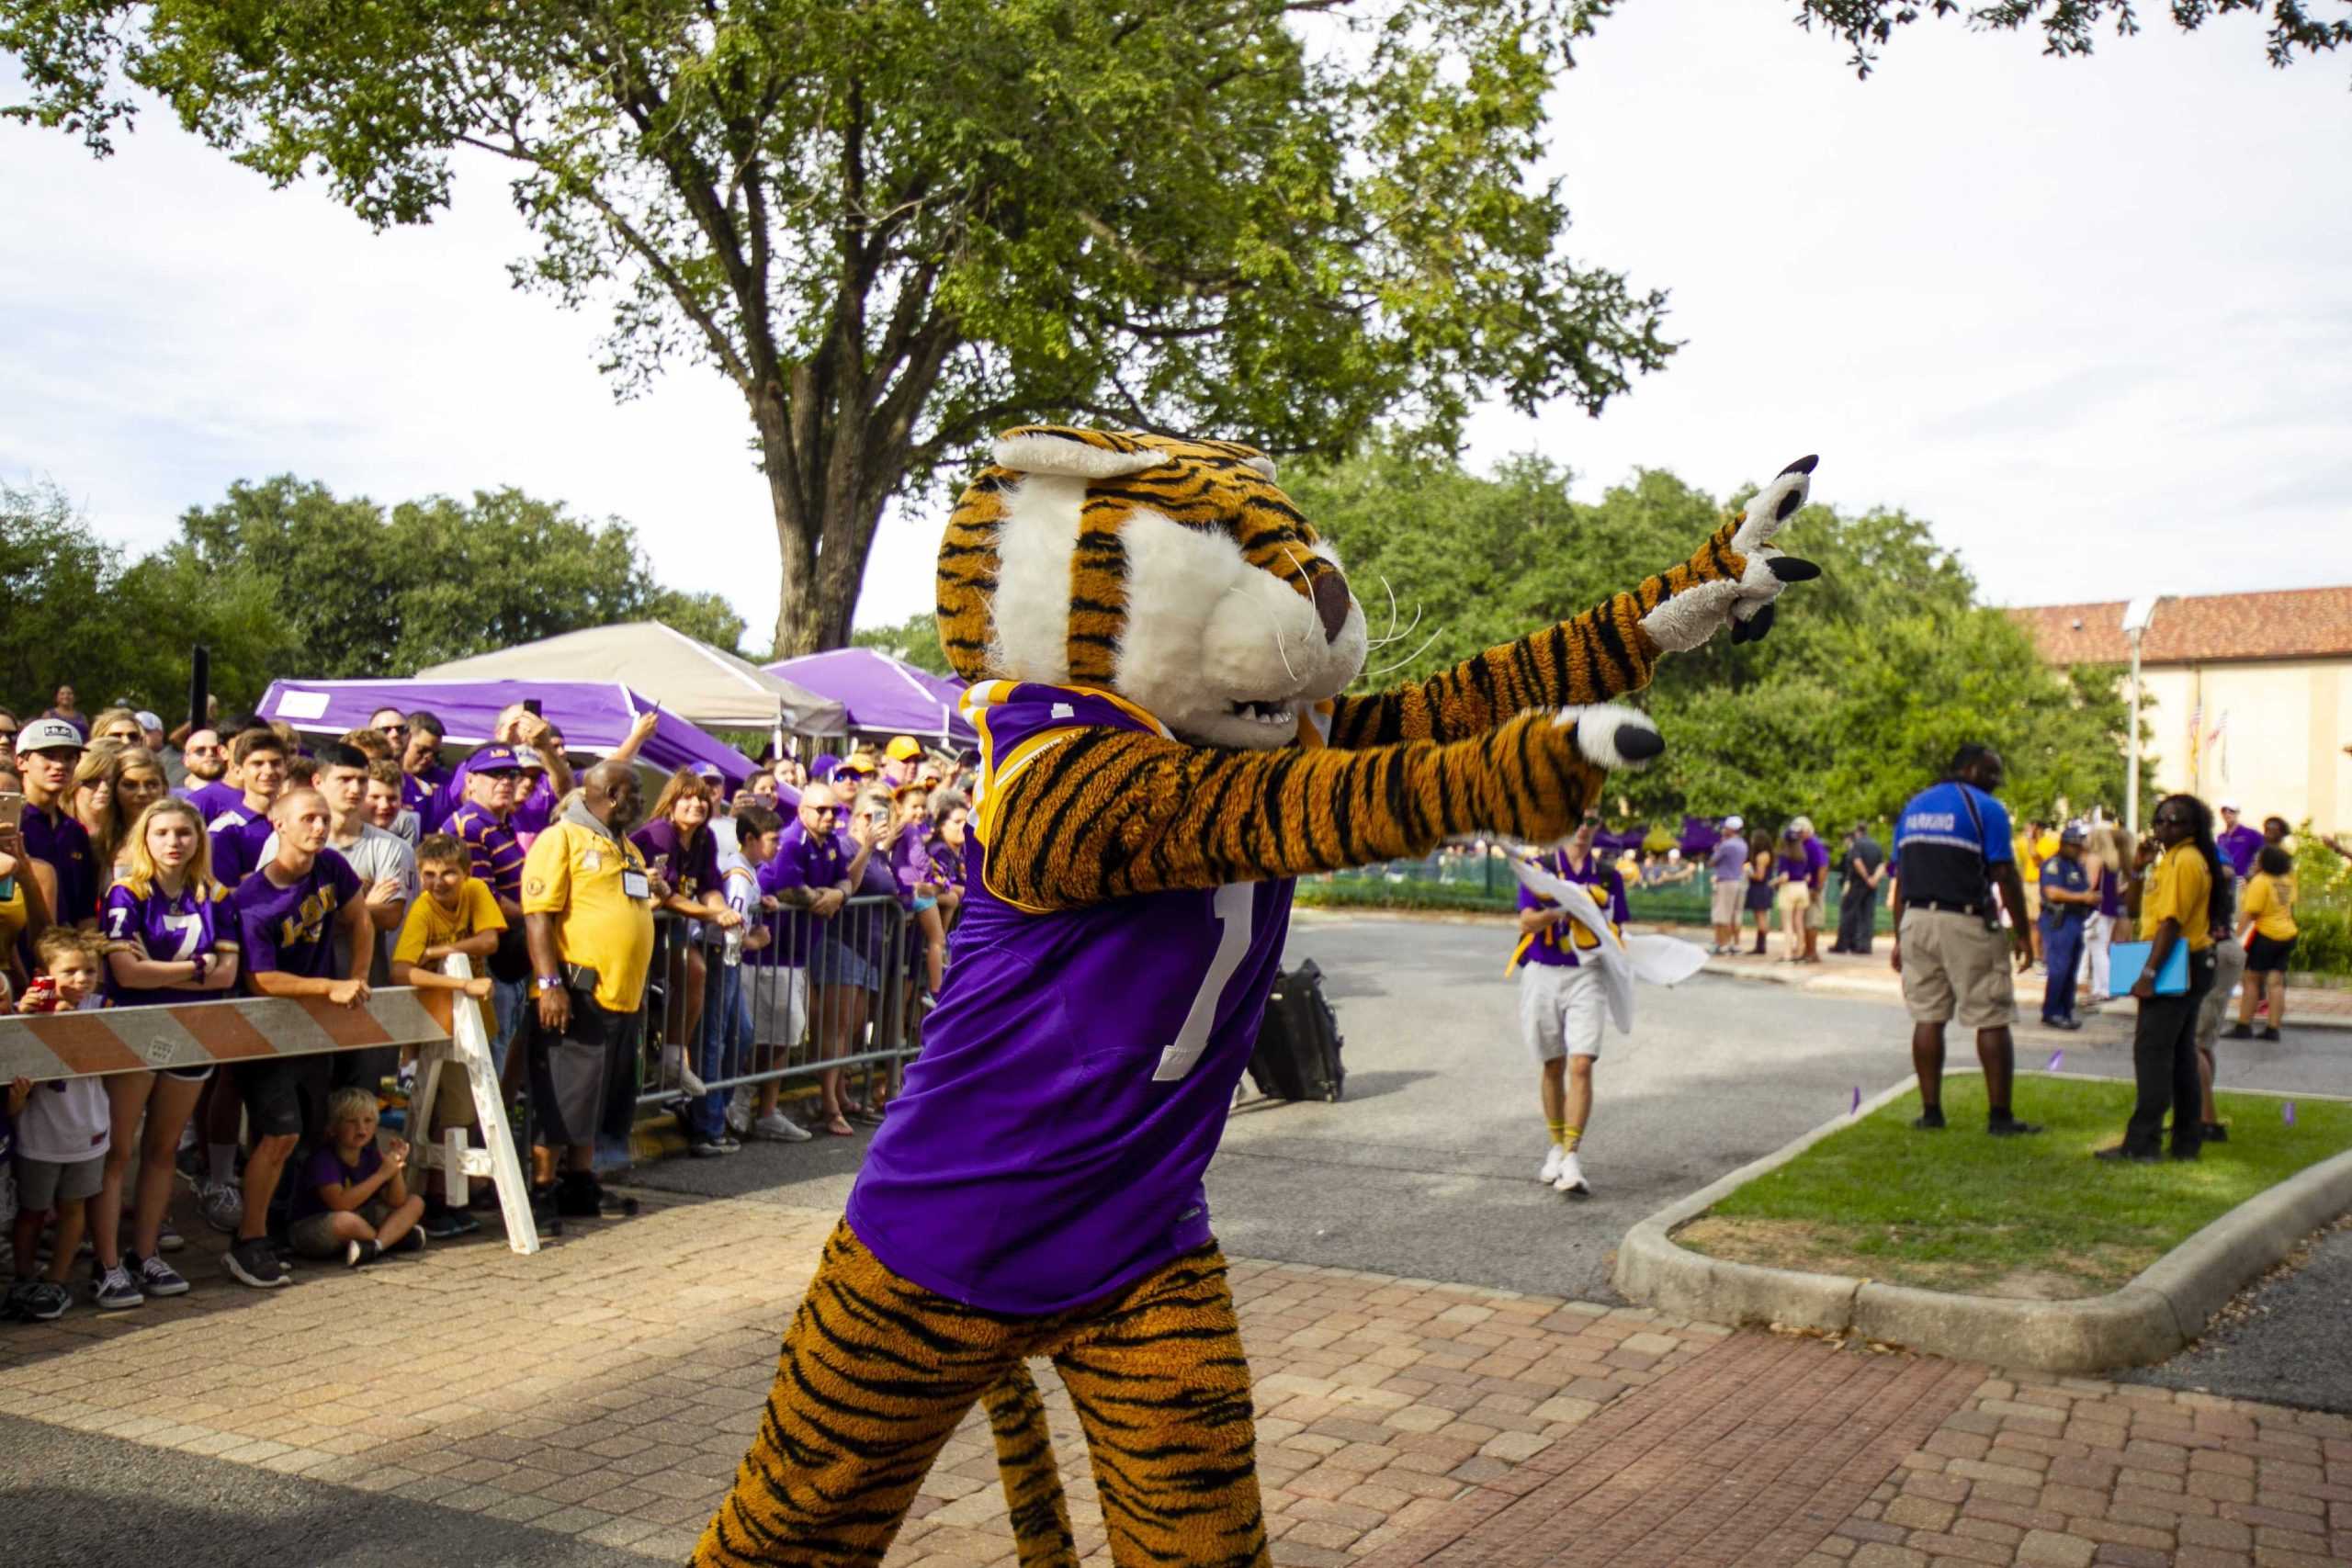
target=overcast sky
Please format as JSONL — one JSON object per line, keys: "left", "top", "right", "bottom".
{"left": 5, "top": 4, "right": 2346, "bottom": 655}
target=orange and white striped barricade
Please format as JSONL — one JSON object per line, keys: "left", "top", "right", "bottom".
{"left": 408, "top": 953, "right": 539, "bottom": 1255}
{"left": 0, "top": 980, "right": 540, "bottom": 1256}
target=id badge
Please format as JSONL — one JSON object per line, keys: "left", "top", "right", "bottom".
{"left": 622, "top": 868, "right": 650, "bottom": 900}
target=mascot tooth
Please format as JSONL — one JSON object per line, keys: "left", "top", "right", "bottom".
{"left": 695, "top": 427, "right": 1820, "bottom": 1568}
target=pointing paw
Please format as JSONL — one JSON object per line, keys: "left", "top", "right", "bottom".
{"left": 1553, "top": 705, "right": 1664, "bottom": 771}
{"left": 1640, "top": 452, "right": 1823, "bottom": 653}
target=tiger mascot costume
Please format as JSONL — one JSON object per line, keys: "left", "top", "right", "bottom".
{"left": 695, "top": 426, "right": 1820, "bottom": 1567}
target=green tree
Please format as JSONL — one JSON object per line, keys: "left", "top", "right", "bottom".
{"left": 1791, "top": 1, "right": 2346, "bottom": 76}
{"left": 1, "top": 479, "right": 300, "bottom": 719}
{"left": 1295, "top": 447, "right": 2136, "bottom": 832}
{"left": 849, "top": 613, "right": 954, "bottom": 678}
{"left": 176, "top": 476, "right": 746, "bottom": 676}
{"left": 2, "top": 1, "right": 1676, "bottom": 654}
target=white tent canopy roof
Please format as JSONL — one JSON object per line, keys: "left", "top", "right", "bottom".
{"left": 416, "top": 622, "right": 846, "bottom": 736}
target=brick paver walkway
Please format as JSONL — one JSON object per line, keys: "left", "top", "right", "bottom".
{"left": 2, "top": 1193, "right": 2346, "bottom": 1566}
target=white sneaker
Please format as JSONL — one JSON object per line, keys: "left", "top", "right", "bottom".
{"left": 1552, "top": 1151, "right": 1590, "bottom": 1197}
{"left": 1538, "top": 1145, "right": 1566, "bottom": 1184}
{"left": 198, "top": 1180, "right": 243, "bottom": 1235}
{"left": 662, "top": 1045, "right": 708, "bottom": 1096}
{"left": 751, "top": 1111, "right": 812, "bottom": 1143}
{"left": 726, "top": 1088, "right": 752, "bottom": 1137}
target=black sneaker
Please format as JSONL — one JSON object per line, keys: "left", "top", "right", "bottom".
{"left": 345, "top": 1238, "right": 382, "bottom": 1269}
{"left": 386, "top": 1229, "right": 426, "bottom": 1256}
{"left": 2222, "top": 1022, "right": 2254, "bottom": 1040}
{"left": 1986, "top": 1116, "right": 2045, "bottom": 1136}
{"left": 2041, "top": 1017, "right": 2082, "bottom": 1032}
{"left": 420, "top": 1205, "right": 481, "bottom": 1241}
{"left": 2201, "top": 1122, "right": 2229, "bottom": 1144}
{"left": 18, "top": 1280, "right": 71, "bottom": 1321}
{"left": 687, "top": 1136, "right": 732, "bottom": 1159}
{"left": 92, "top": 1263, "right": 144, "bottom": 1312}
{"left": 1910, "top": 1109, "right": 1947, "bottom": 1131}
{"left": 2094, "top": 1145, "right": 2160, "bottom": 1164}
{"left": 2257, "top": 1027, "right": 2281, "bottom": 1042}
{"left": 224, "top": 1238, "right": 289, "bottom": 1289}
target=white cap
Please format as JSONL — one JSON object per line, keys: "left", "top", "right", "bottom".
{"left": 15, "top": 717, "right": 85, "bottom": 753}
{"left": 1722, "top": 815, "right": 1744, "bottom": 830}
{"left": 2219, "top": 800, "right": 2240, "bottom": 812}
{"left": 134, "top": 710, "right": 164, "bottom": 732}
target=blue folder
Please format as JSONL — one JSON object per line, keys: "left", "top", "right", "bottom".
{"left": 2109, "top": 939, "right": 2189, "bottom": 997}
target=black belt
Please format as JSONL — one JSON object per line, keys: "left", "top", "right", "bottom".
{"left": 1910, "top": 899, "right": 1986, "bottom": 918}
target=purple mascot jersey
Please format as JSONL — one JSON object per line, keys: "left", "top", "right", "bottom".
{"left": 846, "top": 682, "right": 1295, "bottom": 1314}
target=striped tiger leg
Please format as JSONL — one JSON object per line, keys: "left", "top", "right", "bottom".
{"left": 1045, "top": 1246, "right": 1270, "bottom": 1568}
{"left": 693, "top": 1221, "right": 1028, "bottom": 1567}
{"left": 982, "top": 1362, "right": 1080, "bottom": 1568}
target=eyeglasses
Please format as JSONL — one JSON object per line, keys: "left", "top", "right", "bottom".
{"left": 805, "top": 805, "right": 839, "bottom": 817}
{"left": 0, "top": 728, "right": 17, "bottom": 742}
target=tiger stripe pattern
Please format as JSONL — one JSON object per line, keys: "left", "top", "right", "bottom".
{"left": 937, "top": 427, "right": 1341, "bottom": 688}
{"left": 977, "top": 704, "right": 1615, "bottom": 912}
{"left": 693, "top": 1221, "right": 1267, "bottom": 1568}
{"left": 1323, "top": 515, "right": 1758, "bottom": 747}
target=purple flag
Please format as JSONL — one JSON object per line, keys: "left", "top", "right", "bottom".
{"left": 1851, "top": 1085, "right": 1861, "bottom": 1115}
{"left": 2283, "top": 1101, "right": 2297, "bottom": 1127}
{"left": 2046, "top": 1050, "right": 2064, "bottom": 1072}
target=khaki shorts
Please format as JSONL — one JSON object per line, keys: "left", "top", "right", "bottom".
{"left": 1711, "top": 881, "right": 1745, "bottom": 925}
{"left": 744, "top": 965, "right": 808, "bottom": 1051}
{"left": 1899, "top": 908, "right": 2016, "bottom": 1029}
{"left": 1777, "top": 881, "right": 1811, "bottom": 914}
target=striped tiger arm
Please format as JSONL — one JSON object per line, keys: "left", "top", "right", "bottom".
{"left": 1326, "top": 520, "right": 1748, "bottom": 748}
{"left": 982, "top": 708, "right": 1637, "bottom": 910}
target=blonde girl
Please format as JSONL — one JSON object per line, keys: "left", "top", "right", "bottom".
{"left": 92, "top": 798, "right": 242, "bottom": 1307}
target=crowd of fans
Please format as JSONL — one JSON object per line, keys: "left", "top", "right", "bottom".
{"left": 0, "top": 688, "right": 972, "bottom": 1320}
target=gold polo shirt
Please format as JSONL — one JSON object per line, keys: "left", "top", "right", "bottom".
{"left": 521, "top": 820, "right": 657, "bottom": 1014}
{"left": 2138, "top": 841, "right": 2213, "bottom": 952}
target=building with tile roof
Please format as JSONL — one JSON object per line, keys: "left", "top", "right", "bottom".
{"left": 2009, "top": 587, "right": 2352, "bottom": 836}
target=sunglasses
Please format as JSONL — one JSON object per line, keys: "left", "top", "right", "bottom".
{"left": 376, "top": 723, "right": 410, "bottom": 736}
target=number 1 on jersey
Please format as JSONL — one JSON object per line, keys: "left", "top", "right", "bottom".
{"left": 1154, "top": 884, "right": 1254, "bottom": 1083}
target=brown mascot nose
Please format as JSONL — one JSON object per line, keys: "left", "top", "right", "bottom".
{"left": 1311, "top": 568, "right": 1351, "bottom": 645}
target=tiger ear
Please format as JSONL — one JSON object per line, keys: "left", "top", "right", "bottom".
{"left": 991, "top": 426, "right": 1171, "bottom": 479}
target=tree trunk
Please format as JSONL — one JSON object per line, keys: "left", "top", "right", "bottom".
{"left": 757, "top": 395, "right": 894, "bottom": 658}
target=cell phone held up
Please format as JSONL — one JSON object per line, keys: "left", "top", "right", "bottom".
{"left": 0, "top": 790, "right": 23, "bottom": 834}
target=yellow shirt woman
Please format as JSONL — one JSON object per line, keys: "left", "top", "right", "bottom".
{"left": 2139, "top": 841, "right": 2213, "bottom": 951}
{"left": 2241, "top": 872, "right": 2297, "bottom": 942}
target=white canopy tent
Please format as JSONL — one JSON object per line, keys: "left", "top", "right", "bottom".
{"left": 416, "top": 622, "right": 846, "bottom": 740}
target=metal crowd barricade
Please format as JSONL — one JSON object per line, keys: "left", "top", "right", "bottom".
{"left": 633, "top": 894, "right": 921, "bottom": 1115}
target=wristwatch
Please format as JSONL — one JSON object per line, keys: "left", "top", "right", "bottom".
{"left": 538, "top": 974, "right": 563, "bottom": 991}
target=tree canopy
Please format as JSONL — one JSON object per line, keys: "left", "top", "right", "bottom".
{"left": 2, "top": 0, "right": 1674, "bottom": 653}
{"left": 0, "top": 476, "right": 741, "bottom": 721}
{"left": 1283, "top": 446, "right": 2136, "bottom": 829}
{"left": 1789, "top": 1, "right": 2346, "bottom": 77}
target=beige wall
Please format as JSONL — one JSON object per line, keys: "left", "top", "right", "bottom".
{"left": 2133, "top": 658, "right": 2349, "bottom": 835}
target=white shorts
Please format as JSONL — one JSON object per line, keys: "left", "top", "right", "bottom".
{"left": 1519, "top": 962, "right": 1606, "bottom": 1064}
{"left": 744, "top": 965, "right": 809, "bottom": 1052}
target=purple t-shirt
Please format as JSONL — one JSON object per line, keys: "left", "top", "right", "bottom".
{"left": 21, "top": 801, "right": 99, "bottom": 925}
{"left": 890, "top": 832, "right": 936, "bottom": 908}
{"left": 232, "top": 849, "right": 362, "bottom": 982}
{"left": 292, "top": 1140, "right": 383, "bottom": 1224}
{"left": 205, "top": 802, "right": 277, "bottom": 890}
{"left": 102, "top": 881, "right": 237, "bottom": 1007}
{"left": 846, "top": 682, "right": 1293, "bottom": 1314}
{"left": 2217, "top": 824, "right": 2263, "bottom": 880}
{"left": 1709, "top": 833, "right": 1748, "bottom": 884}
{"left": 183, "top": 779, "right": 244, "bottom": 822}
{"left": 756, "top": 821, "right": 893, "bottom": 964}
{"left": 1783, "top": 834, "right": 1827, "bottom": 890}
{"left": 1515, "top": 849, "right": 1631, "bottom": 969}
{"left": 629, "top": 818, "right": 721, "bottom": 905}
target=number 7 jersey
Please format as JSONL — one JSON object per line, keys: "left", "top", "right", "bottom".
{"left": 845, "top": 682, "right": 1296, "bottom": 1314}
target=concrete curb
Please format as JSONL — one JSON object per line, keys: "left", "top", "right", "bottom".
{"left": 1612, "top": 1083, "right": 2352, "bottom": 1373}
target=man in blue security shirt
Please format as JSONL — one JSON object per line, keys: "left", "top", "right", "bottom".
{"left": 1890, "top": 743, "right": 2040, "bottom": 1135}
{"left": 2036, "top": 823, "right": 2098, "bottom": 1032}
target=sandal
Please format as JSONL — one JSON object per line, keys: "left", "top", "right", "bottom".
{"left": 825, "top": 1116, "right": 856, "bottom": 1137}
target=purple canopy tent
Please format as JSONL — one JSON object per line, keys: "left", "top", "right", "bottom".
{"left": 763, "top": 648, "right": 973, "bottom": 747}
{"left": 256, "top": 678, "right": 754, "bottom": 785}
{"left": 1594, "top": 816, "right": 1726, "bottom": 857}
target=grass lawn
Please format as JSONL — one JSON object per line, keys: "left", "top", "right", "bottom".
{"left": 1673, "top": 1075, "right": 2352, "bottom": 1300}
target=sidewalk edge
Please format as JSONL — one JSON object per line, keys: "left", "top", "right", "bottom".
{"left": 1613, "top": 1095, "right": 2352, "bottom": 1373}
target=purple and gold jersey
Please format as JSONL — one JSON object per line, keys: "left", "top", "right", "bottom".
{"left": 1512, "top": 848, "right": 1629, "bottom": 971}
{"left": 846, "top": 682, "right": 1295, "bottom": 1314}
{"left": 102, "top": 880, "right": 236, "bottom": 1007}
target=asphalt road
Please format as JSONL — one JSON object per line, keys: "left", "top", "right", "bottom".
{"left": 0, "top": 1413, "right": 655, "bottom": 1568}
{"left": 2120, "top": 1219, "right": 2352, "bottom": 1413}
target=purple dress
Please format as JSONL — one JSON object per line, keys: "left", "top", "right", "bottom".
{"left": 845, "top": 682, "right": 1293, "bottom": 1314}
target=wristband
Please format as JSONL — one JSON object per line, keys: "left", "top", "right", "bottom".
{"left": 190, "top": 954, "right": 209, "bottom": 985}
{"left": 538, "top": 974, "right": 564, "bottom": 991}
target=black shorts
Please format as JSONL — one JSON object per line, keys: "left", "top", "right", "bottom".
{"left": 237, "top": 1056, "right": 331, "bottom": 1140}
{"left": 2245, "top": 933, "right": 2297, "bottom": 975}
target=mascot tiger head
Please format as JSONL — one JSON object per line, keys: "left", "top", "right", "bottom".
{"left": 936, "top": 425, "right": 1367, "bottom": 750}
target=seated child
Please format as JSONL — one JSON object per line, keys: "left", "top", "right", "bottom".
{"left": 7, "top": 931, "right": 112, "bottom": 1321}
{"left": 390, "top": 834, "right": 503, "bottom": 1239}
{"left": 288, "top": 1087, "right": 425, "bottom": 1269}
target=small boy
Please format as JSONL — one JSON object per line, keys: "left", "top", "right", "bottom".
{"left": 288, "top": 1087, "right": 424, "bottom": 1268}
{"left": 365, "top": 759, "right": 421, "bottom": 846}
{"left": 6, "top": 931, "right": 111, "bottom": 1321}
{"left": 390, "top": 833, "right": 503, "bottom": 1239}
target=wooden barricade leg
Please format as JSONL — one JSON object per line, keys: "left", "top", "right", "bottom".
{"left": 413, "top": 954, "right": 540, "bottom": 1256}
